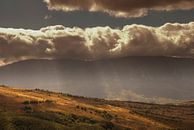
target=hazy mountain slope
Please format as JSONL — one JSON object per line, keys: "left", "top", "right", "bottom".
{"left": 0, "top": 86, "right": 194, "bottom": 130}
{"left": 0, "top": 56, "right": 194, "bottom": 101}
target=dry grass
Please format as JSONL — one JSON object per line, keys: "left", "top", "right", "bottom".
{"left": 0, "top": 86, "right": 194, "bottom": 130}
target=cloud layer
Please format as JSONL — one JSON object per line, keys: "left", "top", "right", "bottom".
{"left": 0, "top": 22, "right": 194, "bottom": 66}
{"left": 43, "top": 0, "right": 194, "bottom": 18}
{"left": 106, "top": 89, "right": 180, "bottom": 104}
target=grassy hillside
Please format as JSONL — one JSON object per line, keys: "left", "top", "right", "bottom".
{"left": 0, "top": 86, "right": 194, "bottom": 130}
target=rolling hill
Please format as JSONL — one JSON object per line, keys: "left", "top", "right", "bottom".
{"left": 0, "top": 56, "right": 194, "bottom": 102}
{"left": 0, "top": 86, "right": 194, "bottom": 130}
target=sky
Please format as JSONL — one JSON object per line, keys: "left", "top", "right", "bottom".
{"left": 0, "top": 0, "right": 194, "bottom": 66}
{"left": 0, "top": 0, "right": 194, "bottom": 29}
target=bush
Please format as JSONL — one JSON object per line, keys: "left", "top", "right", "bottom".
{"left": 23, "top": 101, "right": 30, "bottom": 105}
{"left": 45, "top": 100, "right": 53, "bottom": 104}
{"left": 0, "top": 85, "right": 8, "bottom": 88}
{"left": 23, "top": 100, "right": 39, "bottom": 105}
{"left": 23, "top": 106, "right": 32, "bottom": 113}
{"left": 23, "top": 100, "right": 53, "bottom": 105}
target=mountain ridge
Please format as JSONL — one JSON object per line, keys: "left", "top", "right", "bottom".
{"left": 0, "top": 56, "right": 194, "bottom": 102}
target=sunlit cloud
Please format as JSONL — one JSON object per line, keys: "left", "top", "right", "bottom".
{"left": 43, "top": 0, "right": 194, "bottom": 18}
{"left": 44, "top": 14, "right": 52, "bottom": 20}
{"left": 106, "top": 89, "right": 181, "bottom": 104}
{"left": 0, "top": 22, "right": 194, "bottom": 66}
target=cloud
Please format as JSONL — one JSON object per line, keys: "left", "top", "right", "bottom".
{"left": 0, "top": 22, "right": 194, "bottom": 66}
{"left": 44, "top": 14, "right": 52, "bottom": 20}
{"left": 43, "top": 0, "right": 194, "bottom": 18}
{"left": 105, "top": 89, "right": 181, "bottom": 104}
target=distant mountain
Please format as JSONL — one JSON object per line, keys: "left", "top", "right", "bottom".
{"left": 0, "top": 56, "right": 194, "bottom": 101}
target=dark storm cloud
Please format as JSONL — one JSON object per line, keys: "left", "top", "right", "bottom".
{"left": 0, "top": 22, "right": 194, "bottom": 66}
{"left": 1, "top": 0, "right": 194, "bottom": 29}
{"left": 44, "top": 0, "right": 194, "bottom": 18}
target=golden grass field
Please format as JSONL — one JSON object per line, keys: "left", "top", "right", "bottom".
{"left": 0, "top": 85, "right": 194, "bottom": 130}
